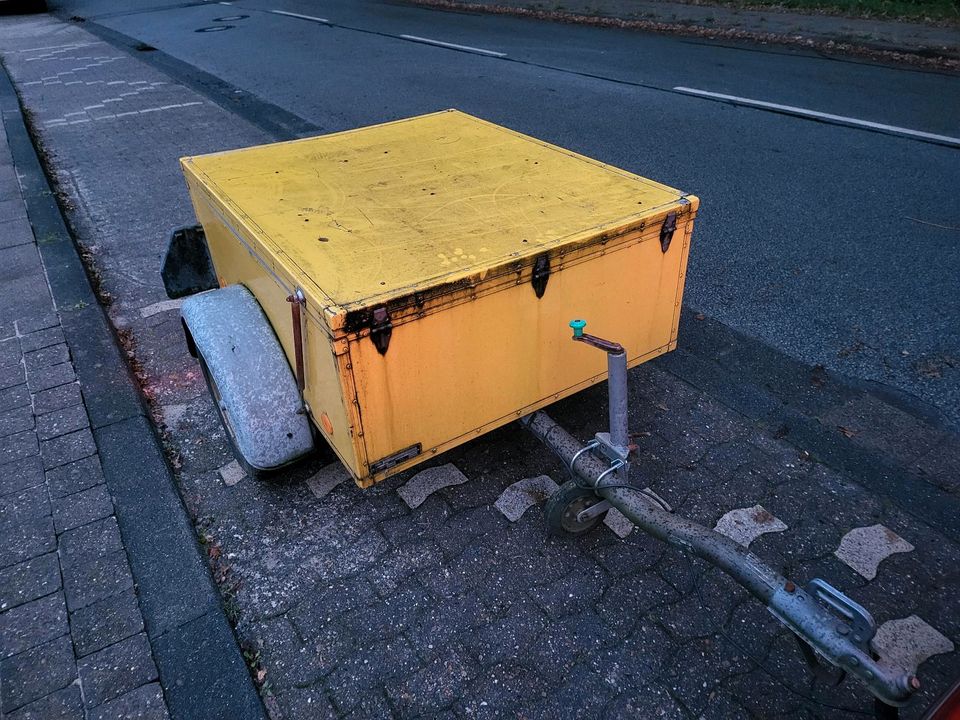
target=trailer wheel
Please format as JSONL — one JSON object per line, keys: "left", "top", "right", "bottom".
{"left": 545, "top": 480, "right": 605, "bottom": 535}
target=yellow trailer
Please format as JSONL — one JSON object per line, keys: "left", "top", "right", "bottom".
{"left": 162, "top": 111, "right": 921, "bottom": 709}
{"left": 168, "top": 109, "right": 697, "bottom": 486}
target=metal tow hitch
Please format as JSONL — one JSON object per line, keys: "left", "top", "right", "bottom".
{"left": 520, "top": 319, "right": 920, "bottom": 710}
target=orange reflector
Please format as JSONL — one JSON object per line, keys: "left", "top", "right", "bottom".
{"left": 321, "top": 412, "right": 334, "bottom": 435}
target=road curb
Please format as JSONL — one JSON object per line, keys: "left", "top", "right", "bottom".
{"left": 0, "top": 61, "right": 267, "bottom": 720}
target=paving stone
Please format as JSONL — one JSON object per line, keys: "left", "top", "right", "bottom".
{"left": 41, "top": 427, "right": 96, "bottom": 470}
{"left": 493, "top": 475, "right": 559, "bottom": 522}
{"left": 63, "top": 549, "right": 134, "bottom": 612}
{"left": 0, "top": 454, "right": 44, "bottom": 496}
{"left": 15, "top": 313, "right": 59, "bottom": 336}
{"left": 70, "top": 589, "right": 144, "bottom": 658}
{"left": 60, "top": 516, "right": 123, "bottom": 563}
{"left": 32, "top": 382, "right": 82, "bottom": 415}
{"left": 388, "top": 646, "right": 477, "bottom": 715}
{"left": 0, "top": 383, "right": 30, "bottom": 413}
{"left": 603, "top": 506, "right": 634, "bottom": 538}
{"left": 77, "top": 632, "right": 158, "bottom": 708}
{"left": 0, "top": 337, "right": 20, "bottom": 369}
{"left": 46, "top": 455, "right": 106, "bottom": 498}
{"left": 305, "top": 461, "right": 350, "bottom": 499}
{"left": 26, "top": 362, "right": 76, "bottom": 394}
{"left": 37, "top": 404, "right": 90, "bottom": 442}
{"left": 714, "top": 504, "right": 788, "bottom": 548}
{"left": 0, "top": 591, "right": 69, "bottom": 658}
{"left": 0, "top": 429, "right": 39, "bottom": 466}
{"left": 0, "top": 553, "right": 60, "bottom": 612}
{"left": 0, "top": 514, "right": 56, "bottom": 569}
{"left": 6, "top": 683, "right": 84, "bottom": 720}
{"left": 325, "top": 635, "right": 420, "bottom": 712}
{"left": 834, "top": 524, "right": 915, "bottom": 580}
{"left": 89, "top": 682, "right": 168, "bottom": 720}
{"left": 24, "top": 343, "right": 70, "bottom": 371}
{"left": 462, "top": 602, "right": 548, "bottom": 667}
{"left": 0, "top": 362, "right": 25, "bottom": 391}
{"left": 218, "top": 459, "right": 244, "bottom": 486}
{"left": 52, "top": 483, "right": 113, "bottom": 533}
{"left": 872, "top": 615, "right": 954, "bottom": 673}
{"left": 0, "top": 484, "right": 50, "bottom": 528}
{"left": 397, "top": 463, "right": 469, "bottom": 509}
{"left": 0, "top": 403, "right": 33, "bottom": 438}
{"left": 0, "top": 634, "right": 76, "bottom": 712}
{"left": 18, "top": 325, "right": 65, "bottom": 354}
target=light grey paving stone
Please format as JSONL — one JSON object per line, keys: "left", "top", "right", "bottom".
{"left": 305, "top": 462, "right": 350, "bottom": 499}
{"left": 0, "top": 591, "right": 69, "bottom": 658}
{"left": 89, "top": 682, "right": 168, "bottom": 720}
{"left": 0, "top": 485, "right": 50, "bottom": 528}
{"left": 6, "top": 682, "right": 84, "bottom": 720}
{"left": 218, "top": 460, "right": 244, "bottom": 487}
{"left": 493, "top": 475, "right": 560, "bottom": 522}
{"left": 69, "top": 589, "right": 144, "bottom": 658}
{"left": 51, "top": 483, "right": 113, "bottom": 533}
{"left": 37, "top": 404, "right": 89, "bottom": 442}
{"left": 0, "top": 514, "right": 56, "bottom": 569}
{"left": 398, "top": 463, "right": 469, "bottom": 509}
{"left": 15, "top": 314, "right": 59, "bottom": 336}
{"left": 62, "top": 550, "right": 134, "bottom": 613}
{"left": 0, "top": 338, "right": 20, "bottom": 369}
{"left": 77, "top": 633, "right": 158, "bottom": 708}
{"left": 0, "top": 634, "right": 76, "bottom": 711}
{"left": 713, "top": 505, "right": 788, "bottom": 548}
{"left": 834, "top": 524, "right": 915, "bottom": 580}
{"left": 0, "top": 553, "right": 61, "bottom": 612}
{"left": 46, "top": 455, "right": 105, "bottom": 499}
{"left": 159, "top": 403, "right": 187, "bottom": 429}
{"left": 872, "top": 615, "right": 954, "bottom": 672}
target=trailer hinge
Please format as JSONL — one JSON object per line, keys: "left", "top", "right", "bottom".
{"left": 369, "top": 306, "right": 393, "bottom": 355}
{"left": 659, "top": 211, "right": 678, "bottom": 253}
{"left": 369, "top": 443, "right": 422, "bottom": 475}
{"left": 531, "top": 253, "right": 551, "bottom": 298}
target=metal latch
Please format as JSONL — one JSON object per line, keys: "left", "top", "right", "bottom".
{"left": 531, "top": 253, "right": 550, "bottom": 298}
{"left": 369, "top": 443, "right": 421, "bottom": 475}
{"left": 659, "top": 211, "right": 678, "bottom": 253}
{"left": 369, "top": 306, "right": 392, "bottom": 355}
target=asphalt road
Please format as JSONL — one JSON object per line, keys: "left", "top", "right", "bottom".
{"left": 39, "top": 0, "right": 960, "bottom": 429}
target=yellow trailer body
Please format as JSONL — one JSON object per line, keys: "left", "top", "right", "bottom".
{"left": 180, "top": 110, "right": 699, "bottom": 486}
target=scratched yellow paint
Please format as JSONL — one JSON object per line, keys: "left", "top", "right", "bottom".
{"left": 181, "top": 110, "right": 698, "bottom": 486}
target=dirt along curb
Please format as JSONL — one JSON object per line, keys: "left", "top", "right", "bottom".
{"left": 0, "top": 60, "right": 267, "bottom": 720}
{"left": 402, "top": 0, "right": 960, "bottom": 70}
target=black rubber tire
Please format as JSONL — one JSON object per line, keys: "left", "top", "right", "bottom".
{"left": 197, "top": 351, "right": 303, "bottom": 481}
{"left": 544, "top": 480, "right": 606, "bottom": 535}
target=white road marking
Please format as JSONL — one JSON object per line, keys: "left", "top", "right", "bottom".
{"left": 397, "top": 463, "right": 468, "bottom": 509}
{"left": 714, "top": 505, "right": 787, "bottom": 547}
{"left": 494, "top": 475, "right": 559, "bottom": 522}
{"left": 269, "top": 10, "right": 330, "bottom": 24}
{"left": 872, "top": 616, "right": 954, "bottom": 671}
{"left": 673, "top": 87, "right": 960, "bottom": 147}
{"left": 834, "top": 524, "right": 914, "bottom": 580}
{"left": 140, "top": 298, "right": 182, "bottom": 318}
{"left": 219, "top": 460, "right": 245, "bottom": 486}
{"left": 400, "top": 34, "right": 506, "bottom": 58}
{"left": 305, "top": 463, "right": 350, "bottom": 499}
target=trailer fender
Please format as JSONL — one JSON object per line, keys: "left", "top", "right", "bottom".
{"left": 181, "top": 284, "right": 314, "bottom": 472}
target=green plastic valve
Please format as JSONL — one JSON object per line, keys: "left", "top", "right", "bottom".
{"left": 569, "top": 319, "right": 586, "bottom": 338}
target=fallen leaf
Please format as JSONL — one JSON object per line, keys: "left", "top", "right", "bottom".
{"left": 837, "top": 425, "right": 858, "bottom": 438}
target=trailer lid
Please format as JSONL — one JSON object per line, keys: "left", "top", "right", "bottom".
{"left": 181, "top": 110, "right": 688, "bottom": 318}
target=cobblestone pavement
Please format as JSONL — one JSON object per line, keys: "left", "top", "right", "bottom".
{"left": 0, "top": 115, "right": 169, "bottom": 718}
{"left": 1, "top": 15, "right": 958, "bottom": 720}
